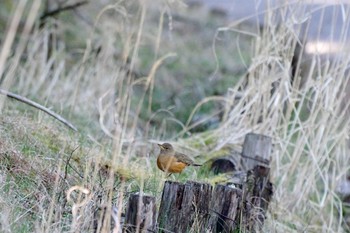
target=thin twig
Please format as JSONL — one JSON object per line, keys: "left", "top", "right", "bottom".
{"left": 64, "top": 146, "right": 83, "bottom": 179}
{"left": 0, "top": 89, "right": 78, "bottom": 131}
{"left": 40, "top": 0, "right": 89, "bottom": 21}
{"left": 209, "top": 208, "right": 238, "bottom": 223}
{"left": 240, "top": 153, "right": 270, "bottom": 165}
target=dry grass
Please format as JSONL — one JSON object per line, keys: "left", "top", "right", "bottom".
{"left": 0, "top": 0, "right": 349, "bottom": 232}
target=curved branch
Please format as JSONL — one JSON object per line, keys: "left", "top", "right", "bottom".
{"left": 0, "top": 89, "right": 78, "bottom": 132}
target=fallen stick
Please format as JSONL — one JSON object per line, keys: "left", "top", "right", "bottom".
{"left": 40, "top": 1, "right": 89, "bottom": 21}
{"left": 0, "top": 89, "right": 78, "bottom": 132}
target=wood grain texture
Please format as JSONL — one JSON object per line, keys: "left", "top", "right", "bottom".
{"left": 157, "top": 181, "right": 212, "bottom": 233}
{"left": 124, "top": 194, "right": 156, "bottom": 233}
{"left": 207, "top": 184, "right": 242, "bottom": 232}
{"left": 241, "top": 133, "right": 272, "bottom": 170}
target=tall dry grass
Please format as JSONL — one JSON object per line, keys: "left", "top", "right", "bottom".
{"left": 212, "top": 3, "right": 350, "bottom": 232}
{"left": 0, "top": 0, "right": 349, "bottom": 232}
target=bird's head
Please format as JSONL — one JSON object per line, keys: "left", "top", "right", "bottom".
{"left": 157, "top": 143, "right": 174, "bottom": 153}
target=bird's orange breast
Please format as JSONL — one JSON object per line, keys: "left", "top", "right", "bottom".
{"left": 157, "top": 156, "right": 187, "bottom": 173}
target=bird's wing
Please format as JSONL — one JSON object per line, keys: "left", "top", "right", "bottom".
{"left": 174, "top": 152, "right": 195, "bottom": 165}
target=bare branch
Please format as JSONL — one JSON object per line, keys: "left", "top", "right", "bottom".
{"left": 0, "top": 89, "right": 78, "bottom": 131}
{"left": 40, "top": 1, "right": 89, "bottom": 21}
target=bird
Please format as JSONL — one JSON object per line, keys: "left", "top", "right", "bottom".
{"left": 157, "top": 143, "right": 201, "bottom": 174}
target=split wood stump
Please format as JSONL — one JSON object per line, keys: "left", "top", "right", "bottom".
{"left": 207, "top": 184, "right": 242, "bottom": 232}
{"left": 157, "top": 181, "right": 212, "bottom": 232}
{"left": 123, "top": 194, "right": 157, "bottom": 233}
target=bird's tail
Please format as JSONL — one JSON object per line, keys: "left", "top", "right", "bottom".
{"left": 192, "top": 163, "right": 202, "bottom": 166}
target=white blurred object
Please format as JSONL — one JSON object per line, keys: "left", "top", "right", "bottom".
{"left": 337, "top": 176, "right": 350, "bottom": 198}
{"left": 112, "top": 205, "right": 124, "bottom": 233}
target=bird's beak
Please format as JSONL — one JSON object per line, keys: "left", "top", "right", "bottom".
{"left": 157, "top": 144, "right": 163, "bottom": 149}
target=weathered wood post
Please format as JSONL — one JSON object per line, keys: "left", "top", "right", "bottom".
{"left": 123, "top": 193, "right": 157, "bottom": 233}
{"left": 207, "top": 184, "right": 242, "bottom": 233}
{"left": 157, "top": 181, "right": 212, "bottom": 232}
{"left": 241, "top": 133, "right": 271, "bottom": 170}
{"left": 240, "top": 133, "right": 273, "bottom": 232}
{"left": 93, "top": 205, "right": 120, "bottom": 233}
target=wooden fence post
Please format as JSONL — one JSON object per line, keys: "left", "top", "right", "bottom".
{"left": 240, "top": 133, "right": 273, "bottom": 232}
{"left": 123, "top": 193, "right": 157, "bottom": 233}
{"left": 207, "top": 184, "right": 242, "bottom": 233}
{"left": 241, "top": 133, "right": 271, "bottom": 171}
{"left": 157, "top": 181, "right": 212, "bottom": 232}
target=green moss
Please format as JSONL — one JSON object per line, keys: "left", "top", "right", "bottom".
{"left": 182, "top": 130, "right": 219, "bottom": 148}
